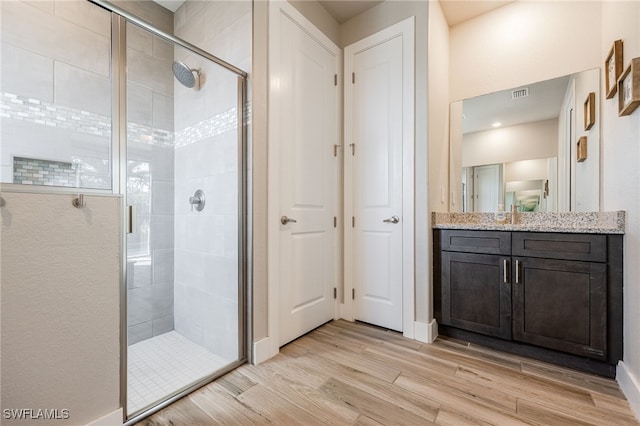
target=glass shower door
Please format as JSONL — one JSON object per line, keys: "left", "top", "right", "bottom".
{"left": 124, "top": 21, "right": 244, "bottom": 417}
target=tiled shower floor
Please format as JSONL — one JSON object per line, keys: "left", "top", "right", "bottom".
{"left": 127, "top": 331, "right": 228, "bottom": 415}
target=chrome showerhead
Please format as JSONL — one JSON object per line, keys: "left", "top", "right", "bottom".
{"left": 172, "top": 61, "right": 200, "bottom": 89}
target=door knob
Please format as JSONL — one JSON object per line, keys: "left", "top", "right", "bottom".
{"left": 280, "top": 215, "right": 297, "bottom": 225}
{"left": 383, "top": 215, "right": 400, "bottom": 224}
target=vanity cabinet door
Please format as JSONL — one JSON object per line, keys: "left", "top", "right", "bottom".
{"left": 441, "top": 252, "right": 512, "bottom": 340}
{"left": 512, "top": 257, "right": 607, "bottom": 360}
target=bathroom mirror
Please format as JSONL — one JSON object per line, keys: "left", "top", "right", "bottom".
{"left": 450, "top": 68, "right": 600, "bottom": 213}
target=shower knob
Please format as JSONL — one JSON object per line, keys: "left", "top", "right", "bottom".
{"left": 189, "top": 189, "right": 205, "bottom": 212}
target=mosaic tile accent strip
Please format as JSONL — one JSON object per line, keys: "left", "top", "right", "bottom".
{"left": 13, "top": 157, "right": 76, "bottom": 187}
{"left": 1, "top": 92, "right": 111, "bottom": 138}
{"left": 432, "top": 211, "right": 625, "bottom": 234}
{"left": 175, "top": 108, "right": 238, "bottom": 148}
{"left": 1, "top": 92, "right": 250, "bottom": 149}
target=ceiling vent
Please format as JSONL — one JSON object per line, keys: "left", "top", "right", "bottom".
{"left": 511, "top": 88, "right": 529, "bottom": 100}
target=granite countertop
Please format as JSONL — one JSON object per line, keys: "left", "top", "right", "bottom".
{"left": 432, "top": 211, "right": 625, "bottom": 234}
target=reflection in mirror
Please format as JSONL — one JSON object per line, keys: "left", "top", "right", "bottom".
{"left": 450, "top": 69, "right": 600, "bottom": 213}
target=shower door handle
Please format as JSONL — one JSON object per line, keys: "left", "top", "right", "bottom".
{"left": 126, "top": 205, "right": 135, "bottom": 234}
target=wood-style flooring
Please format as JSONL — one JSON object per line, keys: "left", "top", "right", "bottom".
{"left": 138, "top": 320, "right": 638, "bottom": 425}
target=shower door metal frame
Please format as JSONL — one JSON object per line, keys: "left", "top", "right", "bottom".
{"left": 91, "top": 1, "right": 250, "bottom": 423}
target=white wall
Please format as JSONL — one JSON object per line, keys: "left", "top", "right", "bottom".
{"left": 573, "top": 68, "right": 601, "bottom": 211}
{"left": 0, "top": 191, "right": 121, "bottom": 426}
{"left": 448, "top": 0, "right": 640, "bottom": 416}
{"left": 462, "top": 119, "right": 558, "bottom": 168}
{"left": 600, "top": 0, "right": 640, "bottom": 417}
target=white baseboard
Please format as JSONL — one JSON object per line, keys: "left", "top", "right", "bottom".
{"left": 617, "top": 361, "right": 640, "bottom": 420}
{"left": 86, "top": 408, "right": 122, "bottom": 426}
{"left": 414, "top": 319, "right": 438, "bottom": 343}
{"left": 252, "top": 336, "right": 278, "bottom": 365}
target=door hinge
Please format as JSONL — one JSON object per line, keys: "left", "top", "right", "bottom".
{"left": 349, "top": 143, "right": 355, "bottom": 156}
{"left": 352, "top": 288, "right": 355, "bottom": 300}
{"left": 334, "top": 74, "right": 338, "bottom": 86}
{"left": 352, "top": 72, "right": 355, "bottom": 84}
{"left": 352, "top": 216, "right": 355, "bottom": 228}
{"left": 333, "top": 144, "right": 340, "bottom": 157}
{"left": 333, "top": 287, "right": 337, "bottom": 299}
{"left": 333, "top": 216, "right": 337, "bottom": 228}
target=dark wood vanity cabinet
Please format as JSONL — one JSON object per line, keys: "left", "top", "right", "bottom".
{"left": 439, "top": 231, "right": 512, "bottom": 339}
{"left": 434, "top": 229, "right": 623, "bottom": 377}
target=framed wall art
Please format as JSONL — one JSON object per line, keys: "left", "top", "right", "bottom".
{"left": 577, "top": 137, "right": 587, "bottom": 162}
{"left": 618, "top": 57, "right": 640, "bottom": 116}
{"left": 584, "top": 92, "right": 595, "bottom": 130}
{"left": 605, "top": 39, "right": 623, "bottom": 99}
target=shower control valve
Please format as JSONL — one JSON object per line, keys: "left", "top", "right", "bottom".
{"left": 189, "top": 189, "right": 205, "bottom": 212}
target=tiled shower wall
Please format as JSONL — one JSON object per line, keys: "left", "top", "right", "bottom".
{"left": 172, "top": 0, "right": 251, "bottom": 361}
{"left": 0, "top": 0, "right": 112, "bottom": 189}
{"left": 126, "top": 17, "right": 177, "bottom": 345}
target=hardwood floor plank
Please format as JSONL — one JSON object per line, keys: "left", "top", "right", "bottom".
{"left": 434, "top": 408, "right": 495, "bottom": 426}
{"left": 215, "top": 370, "right": 257, "bottom": 397}
{"left": 295, "top": 353, "right": 441, "bottom": 421}
{"left": 455, "top": 365, "right": 638, "bottom": 425}
{"left": 137, "top": 321, "right": 639, "bottom": 426}
{"left": 321, "top": 377, "right": 437, "bottom": 425}
{"left": 137, "top": 394, "right": 218, "bottom": 425}
{"left": 331, "top": 319, "right": 423, "bottom": 350}
{"left": 521, "top": 359, "right": 625, "bottom": 398}
{"left": 399, "top": 362, "right": 518, "bottom": 413}
{"left": 236, "top": 384, "right": 326, "bottom": 425}
{"left": 420, "top": 340, "right": 523, "bottom": 373}
{"left": 394, "top": 374, "right": 534, "bottom": 425}
{"left": 237, "top": 356, "right": 361, "bottom": 424}
{"left": 515, "top": 398, "right": 594, "bottom": 426}
{"left": 591, "top": 391, "right": 637, "bottom": 415}
{"left": 189, "top": 383, "right": 270, "bottom": 425}
{"left": 305, "top": 336, "right": 401, "bottom": 383}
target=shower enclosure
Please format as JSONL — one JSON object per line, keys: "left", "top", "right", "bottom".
{"left": 0, "top": 0, "right": 248, "bottom": 423}
{"left": 123, "top": 15, "right": 247, "bottom": 418}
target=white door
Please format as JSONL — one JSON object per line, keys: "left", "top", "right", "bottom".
{"left": 345, "top": 20, "right": 413, "bottom": 332}
{"left": 273, "top": 5, "right": 340, "bottom": 346}
{"left": 473, "top": 164, "right": 501, "bottom": 212}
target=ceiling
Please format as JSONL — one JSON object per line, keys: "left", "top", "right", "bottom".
{"left": 318, "top": 1, "right": 384, "bottom": 24}
{"left": 152, "top": 0, "right": 512, "bottom": 27}
{"left": 439, "top": 0, "right": 514, "bottom": 26}
{"left": 317, "top": 0, "right": 513, "bottom": 26}
{"left": 462, "top": 75, "right": 571, "bottom": 134}
{"left": 153, "top": 0, "right": 184, "bottom": 12}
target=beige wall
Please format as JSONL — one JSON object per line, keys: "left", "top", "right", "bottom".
{"left": 0, "top": 191, "right": 121, "bottom": 425}
{"left": 427, "top": 1, "right": 450, "bottom": 214}
{"left": 449, "top": 1, "right": 601, "bottom": 101}
{"left": 461, "top": 119, "right": 558, "bottom": 168}
{"left": 289, "top": 0, "right": 340, "bottom": 45}
{"left": 252, "top": 0, "right": 270, "bottom": 342}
